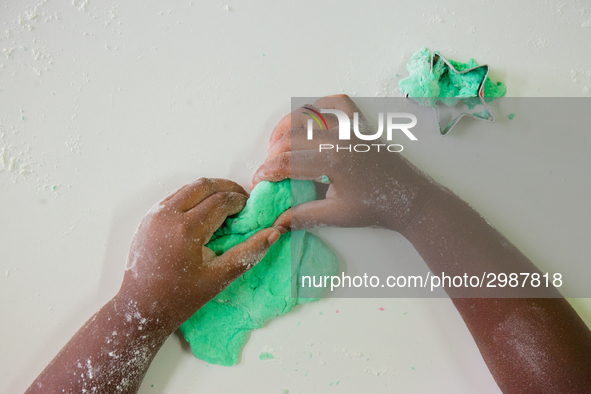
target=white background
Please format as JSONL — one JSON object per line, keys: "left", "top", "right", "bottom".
{"left": 1, "top": 1, "right": 590, "bottom": 393}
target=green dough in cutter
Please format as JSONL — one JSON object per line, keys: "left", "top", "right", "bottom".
{"left": 399, "top": 47, "right": 506, "bottom": 108}
{"left": 180, "top": 179, "right": 339, "bottom": 366}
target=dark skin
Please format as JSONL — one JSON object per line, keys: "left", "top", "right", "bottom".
{"left": 28, "top": 95, "right": 591, "bottom": 393}
{"left": 26, "top": 178, "right": 281, "bottom": 393}
{"left": 252, "top": 94, "right": 591, "bottom": 393}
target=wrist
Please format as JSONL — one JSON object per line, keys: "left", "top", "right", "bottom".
{"left": 112, "top": 291, "right": 180, "bottom": 337}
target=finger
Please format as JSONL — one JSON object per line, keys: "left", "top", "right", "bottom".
{"left": 205, "top": 227, "right": 281, "bottom": 282}
{"left": 290, "top": 199, "right": 353, "bottom": 230}
{"left": 168, "top": 178, "right": 248, "bottom": 212}
{"left": 251, "top": 150, "right": 332, "bottom": 189}
{"left": 267, "top": 104, "right": 340, "bottom": 153}
{"left": 272, "top": 209, "right": 291, "bottom": 231}
{"left": 202, "top": 246, "right": 217, "bottom": 262}
{"left": 160, "top": 185, "right": 186, "bottom": 203}
{"left": 267, "top": 126, "right": 338, "bottom": 161}
{"left": 313, "top": 94, "right": 359, "bottom": 118}
{"left": 188, "top": 191, "right": 248, "bottom": 240}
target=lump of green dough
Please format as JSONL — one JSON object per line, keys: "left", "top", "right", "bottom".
{"left": 180, "top": 179, "right": 340, "bottom": 366}
{"left": 399, "top": 47, "right": 506, "bottom": 108}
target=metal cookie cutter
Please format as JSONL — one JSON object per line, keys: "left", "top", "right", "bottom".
{"left": 406, "top": 50, "right": 496, "bottom": 136}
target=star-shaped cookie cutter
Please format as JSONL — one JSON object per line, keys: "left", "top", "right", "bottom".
{"left": 406, "top": 50, "right": 496, "bottom": 136}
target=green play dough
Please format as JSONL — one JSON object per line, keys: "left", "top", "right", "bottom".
{"left": 399, "top": 47, "right": 506, "bottom": 108}
{"left": 180, "top": 179, "right": 339, "bottom": 366}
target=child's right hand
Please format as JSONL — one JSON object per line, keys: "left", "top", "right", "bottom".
{"left": 120, "top": 178, "right": 281, "bottom": 333}
{"left": 251, "top": 94, "right": 442, "bottom": 233}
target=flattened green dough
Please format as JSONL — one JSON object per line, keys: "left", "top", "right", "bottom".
{"left": 399, "top": 47, "right": 506, "bottom": 108}
{"left": 180, "top": 179, "right": 339, "bottom": 366}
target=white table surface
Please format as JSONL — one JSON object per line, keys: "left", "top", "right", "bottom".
{"left": 1, "top": 1, "right": 590, "bottom": 393}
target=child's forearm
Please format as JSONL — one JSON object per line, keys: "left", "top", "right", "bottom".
{"left": 400, "top": 187, "right": 591, "bottom": 393}
{"left": 400, "top": 186, "right": 560, "bottom": 297}
{"left": 26, "top": 293, "right": 172, "bottom": 394}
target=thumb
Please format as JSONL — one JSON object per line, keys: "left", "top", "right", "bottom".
{"left": 210, "top": 227, "right": 282, "bottom": 282}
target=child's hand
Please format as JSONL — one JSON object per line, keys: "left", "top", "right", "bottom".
{"left": 119, "top": 178, "right": 281, "bottom": 332}
{"left": 251, "top": 95, "right": 441, "bottom": 232}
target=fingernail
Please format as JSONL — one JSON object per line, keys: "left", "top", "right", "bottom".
{"left": 267, "top": 229, "right": 281, "bottom": 245}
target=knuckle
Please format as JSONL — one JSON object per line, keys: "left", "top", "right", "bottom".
{"left": 277, "top": 153, "right": 291, "bottom": 171}
{"left": 280, "top": 129, "right": 292, "bottom": 143}
{"left": 189, "top": 177, "right": 209, "bottom": 193}
{"left": 196, "top": 177, "right": 214, "bottom": 188}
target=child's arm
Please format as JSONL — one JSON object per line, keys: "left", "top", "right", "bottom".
{"left": 404, "top": 188, "right": 591, "bottom": 393}
{"left": 26, "top": 178, "right": 281, "bottom": 394}
{"left": 252, "top": 95, "right": 591, "bottom": 393}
